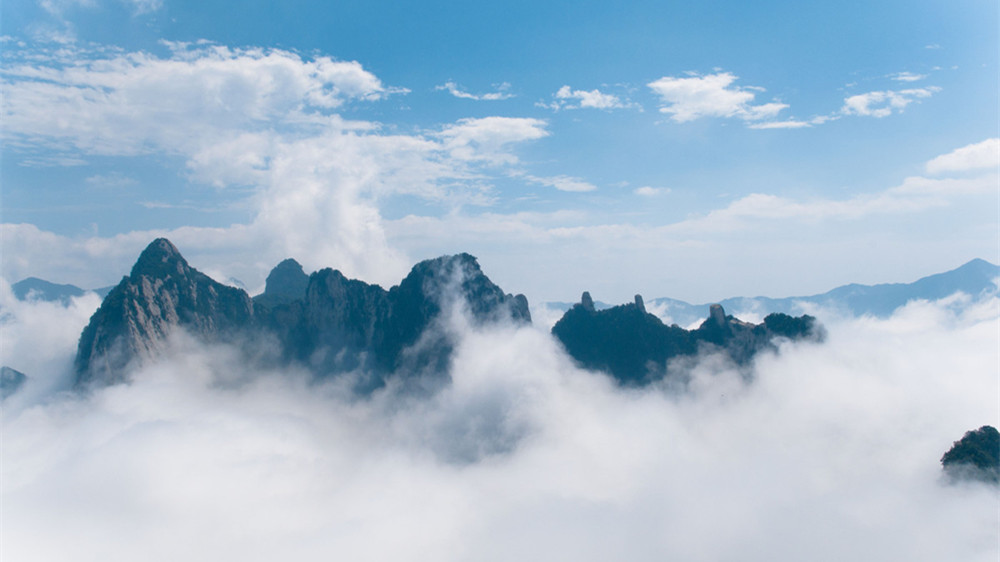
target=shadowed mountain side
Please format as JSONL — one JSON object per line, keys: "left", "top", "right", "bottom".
{"left": 1, "top": 366, "right": 27, "bottom": 400}
{"left": 74, "top": 239, "right": 256, "bottom": 386}
{"left": 75, "top": 240, "right": 531, "bottom": 390}
{"left": 552, "top": 293, "right": 821, "bottom": 386}
{"left": 262, "top": 253, "right": 531, "bottom": 390}
{"left": 252, "top": 258, "right": 309, "bottom": 309}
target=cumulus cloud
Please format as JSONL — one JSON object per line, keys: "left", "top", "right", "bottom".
{"left": 841, "top": 87, "right": 940, "bottom": 118}
{"left": 926, "top": 138, "right": 1000, "bottom": 175}
{"left": 647, "top": 72, "right": 788, "bottom": 123}
{"left": 541, "top": 85, "right": 630, "bottom": 111}
{"left": 2, "top": 278, "right": 997, "bottom": 561}
{"left": 2, "top": 43, "right": 392, "bottom": 156}
{"left": 1, "top": 45, "right": 552, "bottom": 290}
{"left": 436, "top": 81, "right": 514, "bottom": 101}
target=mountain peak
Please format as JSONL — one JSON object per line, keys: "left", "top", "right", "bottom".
{"left": 258, "top": 258, "right": 309, "bottom": 304}
{"left": 130, "top": 238, "right": 188, "bottom": 279}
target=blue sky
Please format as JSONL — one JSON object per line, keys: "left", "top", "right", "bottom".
{"left": 1, "top": 0, "right": 997, "bottom": 303}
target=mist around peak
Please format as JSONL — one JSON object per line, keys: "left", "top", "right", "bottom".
{"left": 1, "top": 272, "right": 997, "bottom": 561}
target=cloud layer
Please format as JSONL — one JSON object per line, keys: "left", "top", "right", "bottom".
{"left": 2, "top": 284, "right": 998, "bottom": 561}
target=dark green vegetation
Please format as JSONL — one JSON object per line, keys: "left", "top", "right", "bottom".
{"left": 941, "top": 426, "right": 1000, "bottom": 484}
{"left": 552, "top": 295, "right": 821, "bottom": 386}
{"left": 74, "top": 239, "right": 530, "bottom": 391}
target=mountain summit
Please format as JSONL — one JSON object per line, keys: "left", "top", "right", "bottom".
{"left": 552, "top": 294, "right": 820, "bottom": 385}
{"left": 75, "top": 238, "right": 255, "bottom": 386}
{"left": 74, "top": 239, "right": 530, "bottom": 389}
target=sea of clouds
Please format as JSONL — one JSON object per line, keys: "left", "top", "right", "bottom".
{"left": 1, "top": 281, "right": 997, "bottom": 561}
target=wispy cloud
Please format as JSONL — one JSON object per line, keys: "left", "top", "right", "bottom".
{"left": 522, "top": 173, "right": 598, "bottom": 192}
{"left": 841, "top": 87, "right": 940, "bottom": 118}
{"left": 85, "top": 172, "right": 136, "bottom": 189}
{"left": 540, "top": 85, "right": 631, "bottom": 111}
{"left": 436, "top": 81, "right": 514, "bottom": 101}
{"left": 891, "top": 71, "right": 928, "bottom": 82}
{"left": 633, "top": 186, "right": 669, "bottom": 196}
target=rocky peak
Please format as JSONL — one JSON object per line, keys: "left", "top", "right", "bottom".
{"left": 75, "top": 238, "right": 254, "bottom": 387}
{"left": 255, "top": 258, "right": 309, "bottom": 307}
{"left": 129, "top": 238, "right": 188, "bottom": 280}
{"left": 553, "top": 297, "right": 821, "bottom": 386}
{"left": 708, "top": 303, "right": 727, "bottom": 328}
{"left": 580, "top": 291, "right": 595, "bottom": 312}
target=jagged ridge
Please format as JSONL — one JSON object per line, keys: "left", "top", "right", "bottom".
{"left": 552, "top": 292, "right": 821, "bottom": 385}
{"left": 75, "top": 240, "right": 531, "bottom": 389}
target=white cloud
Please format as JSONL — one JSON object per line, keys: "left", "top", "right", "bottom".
{"left": 647, "top": 72, "right": 787, "bottom": 123}
{"left": 633, "top": 186, "right": 669, "bottom": 196}
{"left": 1, "top": 43, "right": 393, "bottom": 156}
{"left": 926, "top": 138, "right": 1000, "bottom": 175}
{"left": 1, "top": 46, "right": 557, "bottom": 291}
{"left": 2, "top": 282, "right": 997, "bottom": 561}
{"left": 85, "top": 171, "right": 136, "bottom": 189}
{"left": 892, "top": 71, "right": 928, "bottom": 82}
{"left": 542, "top": 85, "right": 629, "bottom": 111}
{"left": 40, "top": 0, "right": 161, "bottom": 15}
{"left": 436, "top": 117, "right": 549, "bottom": 165}
{"left": 522, "top": 174, "right": 598, "bottom": 193}
{"left": 841, "top": 87, "right": 940, "bottom": 118}
{"left": 436, "top": 81, "right": 514, "bottom": 101}
{"left": 747, "top": 119, "right": 812, "bottom": 130}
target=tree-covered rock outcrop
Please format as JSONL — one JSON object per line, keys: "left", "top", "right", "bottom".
{"left": 941, "top": 425, "right": 999, "bottom": 484}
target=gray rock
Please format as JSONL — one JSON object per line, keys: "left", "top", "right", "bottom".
{"left": 74, "top": 238, "right": 255, "bottom": 387}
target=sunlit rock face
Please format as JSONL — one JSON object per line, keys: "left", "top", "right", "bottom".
{"left": 552, "top": 294, "right": 821, "bottom": 386}
{"left": 74, "top": 240, "right": 530, "bottom": 390}
{"left": 74, "top": 238, "right": 255, "bottom": 387}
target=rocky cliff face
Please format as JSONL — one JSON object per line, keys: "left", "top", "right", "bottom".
{"left": 552, "top": 294, "right": 821, "bottom": 386}
{"left": 74, "top": 240, "right": 530, "bottom": 390}
{"left": 282, "top": 253, "right": 530, "bottom": 389}
{"left": 74, "top": 239, "right": 255, "bottom": 387}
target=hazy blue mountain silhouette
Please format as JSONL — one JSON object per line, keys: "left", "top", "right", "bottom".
{"left": 12, "top": 277, "right": 113, "bottom": 304}
{"left": 1, "top": 366, "right": 27, "bottom": 400}
{"left": 546, "top": 259, "right": 998, "bottom": 326}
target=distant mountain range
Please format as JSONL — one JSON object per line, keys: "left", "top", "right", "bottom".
{"left": 546, "top": 258, "right": 999, "bottom": 327}
{"left": 11, "top": 277, "right": 113, "bottom": 304}
{"left": 14, "top": 257, "right": 997, "bottom": 325}
{"left": 8, "top": 244, "right": 993, "bottom": 395}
